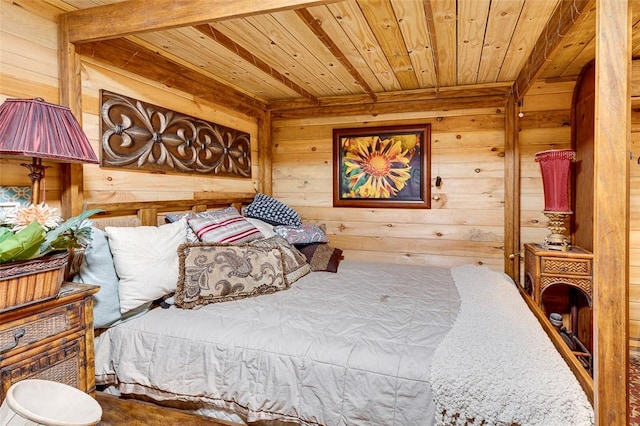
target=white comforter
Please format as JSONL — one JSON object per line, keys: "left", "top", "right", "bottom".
{"left": 95, "top": 261, "right": 460, "bottom": 425}
{"left": 95, "top": 262, "right": 594, "bottom": 425}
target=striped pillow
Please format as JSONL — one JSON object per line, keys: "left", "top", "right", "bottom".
{"left": 188, "top": 208, "right": 263, "bottom": 244}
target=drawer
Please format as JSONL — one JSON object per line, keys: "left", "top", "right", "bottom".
{"left": 540, "top": 257, "right": 591, "bottom": 276}
{"left": 0, "top": 336, "right": 84, "bottom": 403}
{"left": 0, "top": 303, "right": 83, "bottom": 358}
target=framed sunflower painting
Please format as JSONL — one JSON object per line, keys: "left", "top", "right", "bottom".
{"left": 333, "top": 124, "right": 431, "bottom": 209}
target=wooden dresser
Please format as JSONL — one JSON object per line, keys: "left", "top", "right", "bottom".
{"left": 0, "top": 282, "right": 99, "bottom": 403}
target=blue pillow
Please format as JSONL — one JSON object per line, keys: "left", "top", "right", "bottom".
{"left": 244, "top": 193, "right": 302, "bottom": 227}
{"left": 72, "top": 227, "right": 121, "bottom": 328}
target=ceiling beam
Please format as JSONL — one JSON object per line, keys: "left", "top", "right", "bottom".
{"left": 270, "top": 93, "right": 508, "bottom": 119}
{"left": 268, "top": 82, "right": 511, "bottom": 111}
{"left": 194, "top": 24, "right": 319, "bottom": 104}
{"left": 512, "top": 0, "right": 594, "bottom": 101}
{"left": 423, "top": 0, "right": 441, "bottom": 92}
{"left": 295, "top": 8, "right": 377, "bottom": 101}
{"left": 75, "top": 38, "right": 267, "bottom": 117}
{"left": 64, "top": 0, "right": 341, "bottom": 44}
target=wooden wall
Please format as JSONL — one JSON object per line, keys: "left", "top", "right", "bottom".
{"left": 270, "top": 82, "right": 572, "bottom": 272}
{"left": 0, "top": 0, "right": 63, "bottom": 208}
{"left": 519, "top": 81, "right": 575, "bottom": 247}
{"left": 631, "top": 107, "right": 640, "bottom": 355}
{"left": 0, "top": 0, "right": 258, "bottom": 207}
{"left": 78, "top": 59, "right": 258, "bottom": 203}
{"left": 272, "top": 107, "right": 505, "bottom": 269}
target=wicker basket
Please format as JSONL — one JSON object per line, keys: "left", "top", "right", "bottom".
{"left": 0, "top": 251, "right": 68, "bottom": 311}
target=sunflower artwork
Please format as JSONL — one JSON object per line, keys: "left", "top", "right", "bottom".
{"left": 333, "top": 124, "right": 431, "bottom": 209}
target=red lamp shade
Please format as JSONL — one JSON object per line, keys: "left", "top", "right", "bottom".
{"left": 0, "top": 98, "right": 98, "bottom": 205}
{"left": 0, "top": 98, "right": 98, "bottom": 164}
{"left": 535, "top": 149, "right": 575, "bottom": 214}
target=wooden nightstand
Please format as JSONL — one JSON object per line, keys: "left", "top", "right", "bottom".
{"left": 0, "top": 282, "right": 99, "bottom": 403}
{"left": 523, "top": 243, "right": 593, "bottom": 305}
{"left": 523, "top": 243, "right": 593, "bottom": 359}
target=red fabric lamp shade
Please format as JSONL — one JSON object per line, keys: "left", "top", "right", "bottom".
{"left": 0, "top": 98, "right": 98, "bottom": 164}
{"left": 534, "top": 149, "right": 575, "bottom": 214}
{"left": 0, "top": 98, "right": 98, "bottom": 204}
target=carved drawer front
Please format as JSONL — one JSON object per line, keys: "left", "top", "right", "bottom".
{"left": 0, "top": 304, "right": 82, "bottom": 358}
{"left": 540, "top": 257, "right": 591, "bottom": 276}
{"left": 0, "top": 337, "right": 83, "bottom": 402}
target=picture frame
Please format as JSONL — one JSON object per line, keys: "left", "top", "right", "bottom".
{"left": 333, "top": 124, "right": 431, "bottom": 208}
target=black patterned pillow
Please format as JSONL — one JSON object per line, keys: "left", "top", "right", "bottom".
{"left": 244, "top": 193, "right": 302, "bottom": 226}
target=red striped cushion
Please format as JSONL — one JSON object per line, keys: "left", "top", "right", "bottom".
{"left": 188, "top": 210, "right": 262, "bottom": 244}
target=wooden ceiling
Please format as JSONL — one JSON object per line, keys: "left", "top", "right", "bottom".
{"left": 47, "top": 0, "right": 638, "bottom": 113}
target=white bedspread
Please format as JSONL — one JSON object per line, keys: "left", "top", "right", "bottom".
{"left": 431, "top": 265, "right": 594, "bottom": 425}
{"left": 95, "top": 261, "right": 460, "bottom": 425}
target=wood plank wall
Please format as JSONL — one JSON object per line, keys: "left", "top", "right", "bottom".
{"left": 630, "top": 107, "right": 640, "bottom": 355}
{"left": 272, "top": 107, "right": 506, "bottom": 269}
{"left": 519, "top": 81, "right": 575, "bottom": 247}
{"left": 0, "top": 0, "right": 63, "bottom": 208}
{"left": 78, "top": 58, "right": 258, "bottom": 203}
{"left": 0, "top": 1, "right": 258, "bottom": 208}
{"left": 2, "top": 1, "right": 639, "bottom": 353}
{"left": 270, "top": 81, "right": 573, "bottom": 272}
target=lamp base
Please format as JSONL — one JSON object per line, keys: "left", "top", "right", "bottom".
{"left": 543, "top": 211, "right": 572, "bottom": 251}
{"left": 20, "top": 157, "right": 47, "bottom": 205}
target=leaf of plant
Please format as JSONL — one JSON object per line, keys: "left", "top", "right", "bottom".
{"left": 40, "top": 209, "right": 102, "bottom": 254}
{"left": 0, "top": 228, "right": 14, "bottom": 244}
{"left": 0, "top": 221, "right": 46, "bottom": 262}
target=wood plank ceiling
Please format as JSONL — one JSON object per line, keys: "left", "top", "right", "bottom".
{"left": 47, "top": 0, "right": 630, "bottom": 111}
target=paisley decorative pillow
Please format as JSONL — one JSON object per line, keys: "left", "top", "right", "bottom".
{"left": 249, "top": 235, "right": 311, "bottom": 284}
{"left": 273, "top": 224, "right": 329, "bottom": 245}
{"left": 175, "top": 243, "right": 288, "bottom": 308}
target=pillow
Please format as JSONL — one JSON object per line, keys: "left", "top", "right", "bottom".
{"left": 105, "top": 221, "right": 187, "bottom": 314}
{"left": 188, "top": 207, "right": 262, "bottom": 244}
{"left": 250, "top": 235, "right": 311, "bottom": 284}
{"left": 167, "top": 207, "right": 260, "bottom": 243}
{"left": 164, "top": 212, "right": 188, "bottom": 223}
{"left": 245, "top": 217, "right": 276, "bottom": 238}
{"left": 298, "top": 244, "right": 344, "bottom": 273}
{"left": 244, "top": 193, "right": 302, "bottom": 226}
{"left": 175, "top": 243, "right": 288, "bottom": 308}
{"left": 72, "top": 227, "right": 121, "bottom": 328}
{"left": 274, "top": 224, "right": 329, "bottom": 245}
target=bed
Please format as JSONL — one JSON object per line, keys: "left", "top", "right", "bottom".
{"left": 78, "top": 196, "right": 594, "bottom": 425}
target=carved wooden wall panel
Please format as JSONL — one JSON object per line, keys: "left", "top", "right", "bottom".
{"left": 99, "top": 90, "right": 251, "bottom": 177}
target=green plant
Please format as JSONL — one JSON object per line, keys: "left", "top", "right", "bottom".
{"left": 0, "top": 204, "right": 101, "bottom": 263}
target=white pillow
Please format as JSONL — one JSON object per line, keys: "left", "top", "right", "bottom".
{"left": 105, "top": 221, "right": 187, "bottom": 314}
{"left": 246, "top": 217, "right": 276, "bottom": 238}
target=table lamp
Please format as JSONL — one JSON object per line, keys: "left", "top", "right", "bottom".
{"left": 0, "top": 98, "right": 99, "bottom": 205}
{"left": 535, "top": 149, "right": 575, "bottom": 251}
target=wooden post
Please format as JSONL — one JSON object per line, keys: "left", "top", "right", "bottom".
{"left": 258, "top": 110, "right": 272, "bottom": 196}
{"left": 504, "top": 95, "right": 520, "bottom": 281}
{"left": 58, "top": 13, "right": 85, "bottom": 217}
{"left": 593, "top": 0, "right": 630, "bottom": 423}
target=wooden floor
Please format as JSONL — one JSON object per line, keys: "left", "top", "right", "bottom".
{"left": 95, "top": 393, "right": 297, "bottom": 426}
{"left": 96, "top": 392, "right": 240, "bottom": 426}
